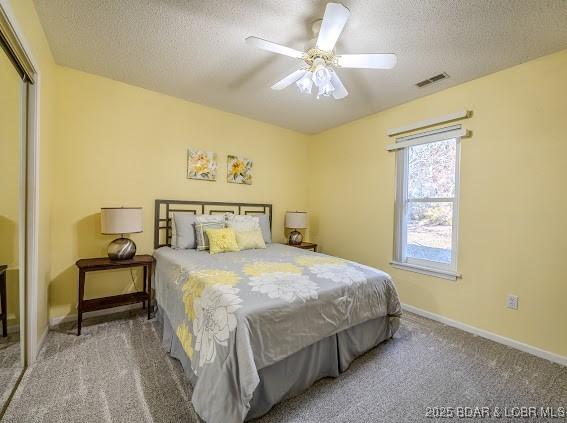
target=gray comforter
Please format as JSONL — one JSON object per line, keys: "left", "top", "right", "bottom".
{"left": 154, "top": 244, "right": 401, "bottom": 423}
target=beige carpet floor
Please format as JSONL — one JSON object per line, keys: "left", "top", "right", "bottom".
{"left": 2, "top": 309, "right": 566, "bottom": 422}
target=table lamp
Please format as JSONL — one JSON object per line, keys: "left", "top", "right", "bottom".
{"left": 285, "top": 211, "right": 308, "bottom": 245}
{"left": 100, "top": 207, "right": 143, "bottom": 260}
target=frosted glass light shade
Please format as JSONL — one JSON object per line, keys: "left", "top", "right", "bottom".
{"left": 285, "top": 211, "right": 308, "bottom": 229}
{"left": 296, "top": 71, "right": 313, "bottom": 94}
{"left": 101, "top": 207, "right": 143, "bottom": 235}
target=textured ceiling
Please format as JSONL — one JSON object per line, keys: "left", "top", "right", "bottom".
{"left": 34, "top": 0, "right": 567, "bottom": 134}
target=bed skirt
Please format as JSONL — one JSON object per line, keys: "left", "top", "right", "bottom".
{"left": 158, "top": 308, "right": 399, "bottom": 421}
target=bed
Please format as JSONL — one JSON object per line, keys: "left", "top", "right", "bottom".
{"left": 153, "top": 200, "right": 401, "bottom": 423}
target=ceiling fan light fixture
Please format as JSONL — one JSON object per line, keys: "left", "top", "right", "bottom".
{"left": 312, "top": 59, "right": 331, "bottom": 88}
{"left": 317, "top": 81, "right": 335, "bottom": 99}
{"left": 247, "top": 2, "right": 397, "bottom": 102}
{"left": 296, "top": 71, "right": 314, "bottom": 94}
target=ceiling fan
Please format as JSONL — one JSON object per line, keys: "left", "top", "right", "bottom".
{"left": 245, "top": 2, "right": 396, "bottom": 100}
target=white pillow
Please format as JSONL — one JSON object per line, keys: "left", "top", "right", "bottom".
{"left": 226, "top": 214, "right": 260, "bottom": 232}
{"left": 235, "top": 228, "right": 266, "bottom": 251}
{"left": 195, "top": 214, "right": 226, "bottom": 224}
{"left": 172, "top": 212, "right": 198, "bottom": 249}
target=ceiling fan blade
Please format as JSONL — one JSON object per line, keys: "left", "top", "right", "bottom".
{"left": 246, "top": 36, "right": 304, "bottom": 59}
{"left": 316, "top": 3, "right": 350, "bottom": 52}
{"left": 329, "top": 70, "right": 348, "bottom": 99}
{"left": 271, "top": 69, "right": 306, "bottom": 90}
{"left": 337, "top": 53, "right": 397, "bottom": 69}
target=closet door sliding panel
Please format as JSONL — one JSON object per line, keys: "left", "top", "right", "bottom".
{"left": 0, "top": 33, "right": 25, "bottom": 413}
{"left": 0, "top": 4, "right": 38, "bottom": 416}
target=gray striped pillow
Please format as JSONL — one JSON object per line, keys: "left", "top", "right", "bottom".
{"left": 195, "top": 221, "right": 225, "bottom": 251}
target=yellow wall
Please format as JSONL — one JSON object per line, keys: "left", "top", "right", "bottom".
{"left": 6, "top": 0, "right": 567, "bottom": 360}
{"left": 3, "top": 0, "right": 58, "bottom": 348}
{"left": 0, "top": 41, "right": 22, "bottom": 326}
{"left": 308, "top": 49, "right": 567, "bottom": 357}
{"left": 49, "top": 66, "right": 310, "bottom": 319}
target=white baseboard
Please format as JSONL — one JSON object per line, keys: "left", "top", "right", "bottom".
{"left": 402, "top": 303, "right": 567, "bottom": 367}
{"left": 49, "top": 303, "right": 144, "bottom": 328}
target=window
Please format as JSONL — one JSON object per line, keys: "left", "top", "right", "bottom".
{"left": 393, "top": 126, "right": 461, "bottom": 279}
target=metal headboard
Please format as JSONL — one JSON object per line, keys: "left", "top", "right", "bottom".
{"left": 154, "top": 199, "right": 272, "bottom": 249}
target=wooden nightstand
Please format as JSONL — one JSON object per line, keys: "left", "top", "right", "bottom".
{"left": 287, "top": 242, "right": 318, "bottom": 252}
{"left": 75, "top": 255, "right": 155, "bottom": 335}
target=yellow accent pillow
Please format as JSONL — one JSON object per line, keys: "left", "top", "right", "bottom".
{"left": 235, "top": 229, "right": 266, "bottom": 251}
{"left": 205, "top": 228, "right": 240, "bottom": 255}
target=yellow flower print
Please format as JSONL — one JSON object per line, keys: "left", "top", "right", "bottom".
{"left": 182, "top": 269, "right": 240, "bottom": 319}
{"left": 194, "top": 161, "right": 209, "bottom": 174}
{"left": 243, "top": 261, "right": 302, "bottom": 276}
{"left": 182, "top": 279, "right": 206, "bottom": 320}
{"left": 173, "top": 266, "right": 186, "bottom": 285}
{"left": 176, "top": 322, "right": 194, "bottom": 359}
{"left": 195, "top": 269, "right": 240, "bottom": 285}
{"left": 295, "top": 255, "right": 346, "bottom": 266}
{"left": 230, "top": 160, "right": 246, "bottom": 177}
{"left": 193, "top": 154, "right": 210, "bottom": 174}
{"left": 188, "top": 150, "right": 214, "bottom": 177}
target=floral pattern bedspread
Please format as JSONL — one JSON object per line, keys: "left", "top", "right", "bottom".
{"left": 154, "top": 244, "right": 401, "bottom": 423}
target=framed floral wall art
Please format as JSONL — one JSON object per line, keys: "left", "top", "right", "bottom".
{"left": 187, "top": 149, "right": 217, "bottom": 181}
{"left": 227, "top": 155, "right": 253, "bottom": 185}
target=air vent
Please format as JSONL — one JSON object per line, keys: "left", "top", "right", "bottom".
{"left": 416, "top": 72, "right": 449, "bottom": 88}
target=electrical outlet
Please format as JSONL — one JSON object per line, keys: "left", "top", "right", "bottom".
{"left": 506, "top": 295, "right": 519, "bottom": 310}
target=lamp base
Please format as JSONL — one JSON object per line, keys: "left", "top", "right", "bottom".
{"left": 108, "top": 237, "right": 136, "bottom": 260}
{"left": 288, "top": 230, "right": 303, "bottom": 246}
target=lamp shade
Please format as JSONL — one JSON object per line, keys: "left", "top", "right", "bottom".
{"left": 100, "top": 207, "right": 143, "bottom": 235}
{"left": 285, "top": 211, "right": 308, "bottom": 229}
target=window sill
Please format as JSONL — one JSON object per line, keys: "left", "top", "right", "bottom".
{"left": 390, "top": 261, "right": 461, "bottom": 281}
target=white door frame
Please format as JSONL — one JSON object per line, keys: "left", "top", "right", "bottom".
{"left": 25, "top": 77, "right": 40, "bottom": 363}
